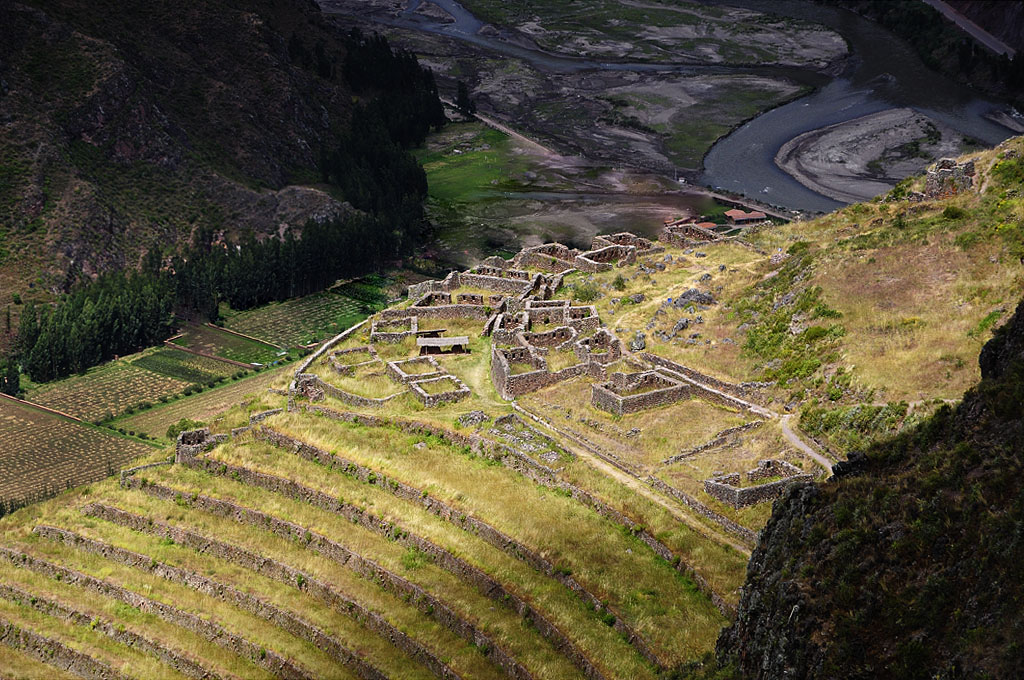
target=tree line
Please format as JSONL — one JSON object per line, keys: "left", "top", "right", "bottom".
{"left": 2, "top": 30, "right": 446, "bottom": 391}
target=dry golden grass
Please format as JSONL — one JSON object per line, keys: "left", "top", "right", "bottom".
{"left": 203, "top": 440, "right": 659, "bottom": 679}
{"left": 523, "top": 377, "right": 749, "bottom": 471}
{"left": 271, "top": 412, "right": 727, "bottom": 664}
{"left": 0, "top": 640, "right": 79, "bottom": 679}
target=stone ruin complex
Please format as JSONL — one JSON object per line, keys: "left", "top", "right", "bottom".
{"left": 660, "top": 222, "right": 721, "bottom": 248}
{"left": 924, "top": 157, "right": 975, "bottom": 198}
{"left": 703, "top": 459, "right": 813, "bottom": 508}
{"left": 591, "top": 370, "right": 690, "bottom": 416}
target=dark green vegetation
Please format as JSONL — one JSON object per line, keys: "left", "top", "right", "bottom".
{"left": 2, "top": 0, "right": 446, "bottom": 383}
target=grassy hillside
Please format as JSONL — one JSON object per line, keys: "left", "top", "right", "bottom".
{"left": 687, "top": 272, "right": 1024, "bottom": 680}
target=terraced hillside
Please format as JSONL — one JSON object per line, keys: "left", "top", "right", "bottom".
{"left": 2, "top": 139, "right": 1020, "bottom": 677}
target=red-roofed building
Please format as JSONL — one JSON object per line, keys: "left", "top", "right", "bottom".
{"left": 696, "top": 221, "right": 717, "bottom": 229}
{"left": 724, "top": 208, "right": 767, "bottom": 224}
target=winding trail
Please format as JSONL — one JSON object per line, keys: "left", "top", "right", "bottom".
{"left": 780, "top": 415, "right": 832, "bottom": 472}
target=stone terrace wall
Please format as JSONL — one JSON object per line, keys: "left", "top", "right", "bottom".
{"left": 0, "top": 616, "right": 128, "bottom": 680}
{"left": 34, "top": 526, "right": 390, "bottom": 680}
{"left": 84, "top": 503, "right": 462, "bottom": 680}
{"left": 0, "top": 582, "right": 217, "bottom": 680}
{"left": 154, "top": 464, "right": 536, "bottom": 680}
{"left": 0, "top": 547, "right": 312, "bottom": 680}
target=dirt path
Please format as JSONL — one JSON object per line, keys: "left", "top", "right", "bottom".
{"left": 780, "top": 415, "right": 833, "bottom": 472}
{"left": 441, "top": 98, "right": 558, "bottom": 156}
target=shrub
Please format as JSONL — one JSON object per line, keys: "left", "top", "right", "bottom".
{"left": 942, "top": 205, "right": 968, "bottom": 220}
{"left": 574, "top": 283, "right": 601, "bottom": 303}
{"left": 166, "top": 418, "right": 205, "bottom": 440}
{"left": 612, "top": 274, "right": 627, "bottom": 291}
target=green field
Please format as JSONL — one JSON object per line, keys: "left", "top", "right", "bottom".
{"left": 171, "top": 323, "right": 283, "bottom": 365}
{"left": 0, "top": 398, "right": 152, "bottom": 511}
{"left": 113, "top": 363, "right": 292, "bottom": 440}
{"left": 26, "top": 358, "right": 190, "bottom": 423}
{"left": 131, "top": 348, "right": 239, "bottom": 384}
{"left": 222, "top": 288, "right": 382, "bottom": 348}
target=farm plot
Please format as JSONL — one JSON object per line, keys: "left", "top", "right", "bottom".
{"left": 114, "top": 363, "right": 292, "bottom": 440}
{"left": 132, "top": 348, "right": 239, "bottom": 384}
{"left": 26, "top": 360, "right": 189, "bottom": 422}
{"left": 171, "top": 324, "right": 282, "bottom": 365}
{"left": 223, "top": 280, "right": 389, "bottom": 348}
{"left": 0, "top": 398, "right": 151, "bottom": 509}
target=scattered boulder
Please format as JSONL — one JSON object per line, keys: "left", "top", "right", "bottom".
{"left": 458, "top": 410, "right": 488, "bottom": 427}
{"left": 630, "top": 331, "right": 646, "bottom": 351}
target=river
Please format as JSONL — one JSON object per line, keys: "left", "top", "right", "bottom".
{"left": 343, "top": 0, "right": 1017, "bottom": 214}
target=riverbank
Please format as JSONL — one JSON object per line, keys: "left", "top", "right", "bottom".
{"left": 774, "top": 108, "right": 968, "bottom": 204}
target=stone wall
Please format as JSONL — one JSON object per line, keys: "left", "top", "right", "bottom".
{"left": 0, "top": 582, "right": 215, "bottom": 680}
{"left": 413, "top": 291, "right": 452, "bottom": 307}
{"left": 329, "top": 346, "right": 379, "bottom": 375}
{"left": 174, "top": 428, "right": 227, "bottom": 463}
{"left": 573, "top": 244, "right": 637, "bottom": 273}
{"left": 386, "top": 357, "right": 444, "bottom": 384}
{"left": 302, "top": 402, "right": 739, "bottom": 619}
{"left": 456, "top": 293, "right": 484, "bottom": 305}
{"left": 293, "top": 318, "right": 368, "bottom": 377}
{"left": 370, "top": 316, "right": 418, "bottom": 343}
{"left": 409, "top": 375, "right": 471, "bottom": 407}
{"left": 659, "top": 223, "right": 720, "bottom": 247}
{"left": 150, "top": 464, "right": 535, "bottom": 680}
{"left": 513, "top": 243, "right": 578, "bottom": 272}
{"left": 592, "top": 232, "right": 663, "bottom": 255}
{"left": 252, "top": 425, "right": 637, "bottom": 676}
{"left": 35, "top": 525, "right": 391, "bottom": 680}
{"left": 925, "top": 157, "right": 975, "bottom": 198}
{"left": 575, "top": 329, "right": 622, "bottom": 365}
{"left": 459, "top": 272, "right": 533, "bottom": 295}
{"left": 84, "top": 503, "right": 461, "bottom": 680}
{"left": 0, "top": 616, "right": 128, "bottom": 680}
{"left": 0, "top": 547, "right": 311, "bottom": 680}
{"left": 312, "top": 375, "right": 405, "bottom": 409}
{"left": 645, "top": 477, "right": 757, "bottom": 546}
{"left": 591, "top": 371, "right": 690, "bottom": 416}
{"left": 703, "top": 459, "right": 814, "bottom": 508}
{"left": 518, "top": 326, "right": 577, "bottom": 351}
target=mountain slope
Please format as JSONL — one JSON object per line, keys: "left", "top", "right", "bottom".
{"left": 687, "top": 273, "right": 1024, "bottom": 679}
{"left": 0, "top": 0, "right": 359, "bottom": 299}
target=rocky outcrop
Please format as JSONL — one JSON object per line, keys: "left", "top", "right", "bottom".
{"left": 711, "top": 297, "right": 1024, "bottom": 679}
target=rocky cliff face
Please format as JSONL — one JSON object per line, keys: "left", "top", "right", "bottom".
{"left": 710, "top": 297, "right": 1024, "bottom": 679}
{"left": 0, "top": 0, "right": 353, "bottom": 292}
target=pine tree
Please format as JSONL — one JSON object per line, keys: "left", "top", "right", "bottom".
{"left": 456, "top": 80, "right": 476, "bottom": 116}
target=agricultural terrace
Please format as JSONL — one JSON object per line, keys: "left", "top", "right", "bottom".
{"left": 223, "top": 279, "right": 389, "bottom": 348}
{"left": 25, "top": 356, "right": 191, "bottom": 422}
{"left": 114, "top": 363, "right": 293, "bottom": 441}
{"left": 0, "top": 398, "right": 151, "bottom": 512}
{"left": 171, "top": 323, "right": 283, "bottom": 365}
{"left": 132, "top": 348, "right": 238, "bottom": 384}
